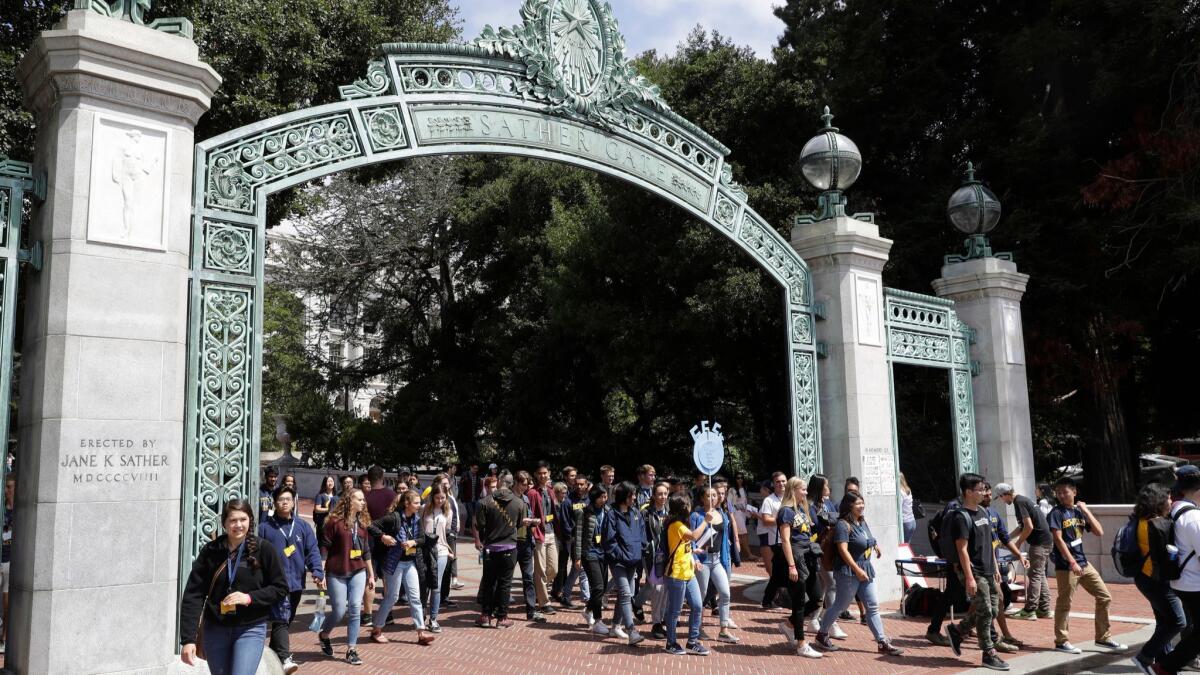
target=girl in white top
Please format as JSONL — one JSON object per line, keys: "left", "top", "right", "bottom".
{"left": 422, "top": 485, "right": 455, "bottom": 632}
{"left": 731, "top": 475, "right": 754, "bottom": 561}
{"left": 898, "top": 473, "right": 916, "bottom": 544}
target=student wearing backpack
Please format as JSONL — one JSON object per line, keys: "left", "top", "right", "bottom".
{"left": 1048, "top": 477, "right": 1126, "bottom": 655}
{"left": 945, "top": 473, "right": 1009, "bottom": 671}
{"left": 1121, "top": 484, "right": 1184, "bottom": 674}
{"left": 603, "top": 481, "right": 647, "bottom": 646}
{"left": 1152, "top": 472, "right": 1200, "bottom": 675}
{"left": 772, "top": 476, "right": 824, "bottom": 659}
{"left": 925, "top": 497, "right": 966, "bottom": 647}
{"left": 642, "top": 481, "right": 671, "bottom": 639}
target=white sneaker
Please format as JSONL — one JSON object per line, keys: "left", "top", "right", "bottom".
{"left": 829, "top": 623, "right": 848, "bottom": 640}
{"left": 778, "top": 621, "right": 797, "bottom": 649}
{"left": 627, "top": 628, "right": 645, "bottom": 646}
{"left": 722, "top": 619, "right": 740, "bottom": 630}
{"left": 807, "top": 616, "right": 821, "bottom": 632}
{"left": 798, "top": 642, "right": 824, "bottom": 659}
{"left": 1054, "top": 642, "right": 1082, "bottom": 654}
{"left": 612, "top": 625, "right": 629, "bottom": 640}
{"left": 451, "top": 578, "right": 466, "bottom": 590}
{"left": 582, "top": 607, "right": 594, "bottom": 626}
{"left": 282, "top": 658, "right": 299, "bottom": 675}
{"left": 591, "top": 621, "right": 610, "bottom": 636}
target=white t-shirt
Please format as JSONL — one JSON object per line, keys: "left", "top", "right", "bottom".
{"left": 1172, "top": 500, "right": 1200, "bottom": 593}
{"left": 901, "top": 491, "right": 915, "bottom": 524}
{"left": 757, "top": 492, "right": 783, "bottom": 544}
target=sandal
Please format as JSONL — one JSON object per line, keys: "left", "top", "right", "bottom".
{"left": 370, "top": 628, "right": 389, "bottom": 643}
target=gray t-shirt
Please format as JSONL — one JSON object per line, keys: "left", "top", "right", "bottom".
{"left": 1013, "top": 494, "right": 1051, "bottom": 547}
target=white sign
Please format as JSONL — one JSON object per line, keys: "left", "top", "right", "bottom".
{"left": 861, "top": 446, "right": 896, "bottom": 496}
{"left": 691, "top": 420, "right": 725, "bottom": 476}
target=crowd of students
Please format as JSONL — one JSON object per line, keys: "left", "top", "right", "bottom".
{"left": 178, "top": 459, "right": 1195, "bottom": 674}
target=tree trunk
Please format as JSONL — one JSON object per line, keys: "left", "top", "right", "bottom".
{"left": 1083, "top": 314, "right": 1137, "bottom": 502}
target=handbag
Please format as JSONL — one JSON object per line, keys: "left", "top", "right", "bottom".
{"left": 194, "top": 559, "right": 229, "bottom": 660}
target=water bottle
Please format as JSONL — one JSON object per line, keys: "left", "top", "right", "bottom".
{"left": 314, "top": 590, "right": 326, "bottom": 614}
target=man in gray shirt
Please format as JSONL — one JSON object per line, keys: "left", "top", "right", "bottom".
{"left": 996, "top": 483, "right": 1052, "bottom": 620}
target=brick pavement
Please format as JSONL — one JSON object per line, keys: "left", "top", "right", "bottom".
{"left": 279, "top": 499, "right": 1152, "bottom": 674}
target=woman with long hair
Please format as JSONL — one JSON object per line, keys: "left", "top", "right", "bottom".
{"left": 1130, "top": 483, "right": 1185, "bottom": 671}
{"left": 575, "top": 483, "right": 610, "bottom": 634}
{"left": 772, "top": 476, "right": 822, "bottom": 658}
{"left": 318, "top": 488, "right": 376, "bottom": 666}
{"left": 814, "top": 491, "right": 904, "bottom": 656}
{"left": 804, "top": 474, "right": 846, "bottom": 638}
{"left": 731, "top": 474, "right": 755, "bottom": 561}
{"left": 368, "top": 490, "right": 435, "bottom": 645}
{"left": 662, "top": 492, "right": 713, "bottom": 656}
{"left": 691, "top": 486, "right": 738, "bottom": 644}
{"left": 180, "top": 499, "right": 288, "bottom": 675}
{"left": 421, "top": 484, "right": 455, "bottom": 632}
{"left": 314, "top": 475, "right": 337, "bottom": 534}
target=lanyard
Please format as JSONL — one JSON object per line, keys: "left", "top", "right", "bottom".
{"left": 227, "top": 541, "right": 244, "bottom": 586}
{"left": 400, "top": 513, "right": 418, "bottom": 542}
{"left": 275, "top": 516, "right": 296, "bottom": 542}
{"left": 351, "top": 523, "right": 362, "bottom": 550}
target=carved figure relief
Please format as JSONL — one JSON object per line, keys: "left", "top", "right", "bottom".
{"left": 854, "top": 275, "right": 882, "bottom": 346}
{"left": 88, "top": 115, "right": 169, "bottom": 250}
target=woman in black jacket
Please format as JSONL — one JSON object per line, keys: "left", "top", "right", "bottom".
{"left": 367, "top": 490, "right": 435, "bottom": 645}
{"left": 573, "top": 484, "right": 609, "bottom": 634}
{"left": 180, "top": 499, "right": 288, "bottom": 675}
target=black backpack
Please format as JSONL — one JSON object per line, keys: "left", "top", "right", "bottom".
{"left": 929, "top": 504, "right": 967, "bottom": 561}
{"left": 1162, "top": 505, "right": 1199, "bottom": 581}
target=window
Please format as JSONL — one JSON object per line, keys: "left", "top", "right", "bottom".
{"left": 328, "top": 342, "right": 344, "bottom": 365}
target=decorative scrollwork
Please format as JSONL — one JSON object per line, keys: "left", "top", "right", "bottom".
{"left": 886, "top": 299, "right": 951, "bottom": 331}
{"left": 738, "top": 214, "right": 808, "bottom": 306}
{"left": 205, "top": 114, "right": 362, "bottom": 213}
{"left": 792, "top": 312, "right": 813, "bottom": 345}
{"left": 340, "top": 60, "right": 392, "bottom": 101}
{"left": 362, "top": 106, "right": 407, "bottom": 151}
{"left": 793, "top": 351, "right": 819, "bottom": 476}
{"left": 888, "top": 328, "right": 950, "bottom": 363}
{"left": 203, "top": 221, "right": 254, "bottom": 274}
{"left": 0, "top": 189, "right": 8, "bottom": 232}
{"left": 473, "top": 0, "right": 670, "bottom": 129}
{"left": 190, "top": 285, "right": 253, "bottom": 553}
{"left": 952, "top": 368, "right": 978, "bottom": 474}
{"left": 720, "top": 163, "right": 747, "bottom": 201}
{"left": 953, "top": 337, "right": 968, "bottom": 364}
{"left": 713, "top": 195, "right": 736, "bottom": 230}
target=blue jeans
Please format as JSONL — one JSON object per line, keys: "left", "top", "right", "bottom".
{"left": 565, "top": 555, "right": 590, "bottom": 602}
{"left": 694, "top": 559, "right": 732, "bottom": 626}
{"left": 665, "top": 576, "right": 703, "bottom": 649}
{"left": 819, "top": 571, "right": 888, "bottom": 643}
{"left": 610, "top": 563, "right": 636, "bottom": 629}
{"left": 902, "top": 520, "right": 916, "bottom": 543}
{"left": 428, "top": 553, "right": 449, "bottom": 621}
{"left": 202, "top": 620, "right": 266, "bottom": 675}
{"left": 518, "top": 539, "right": 537, "bottom": 613}
{"left": 1135, "top": 574, "right": 1185, "bottom": 661}
{"left": 327, "top": 570, "right": 366, "bottom": 647}
{"left": 376, "top": 558, "right": 424, "bottom": 630}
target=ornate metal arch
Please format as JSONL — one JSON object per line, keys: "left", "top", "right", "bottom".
{"left": 882, "top": 287, "right": 978, "bottom": 477}
{"left": 182, "top": 0, "right": 821, "bottom": 568}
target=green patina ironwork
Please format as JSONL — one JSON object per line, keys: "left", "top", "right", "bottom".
{"left": 883, "top": 287, "right": 978, "bottom": 477}
{"left": 183, "top": 0, "right": 822, "bottom": 585}
{"left": 0, "top": 157, "right": 43, "bottom": 513}
{"left": 72, "top": 0, "right": 194, "bottom": 38}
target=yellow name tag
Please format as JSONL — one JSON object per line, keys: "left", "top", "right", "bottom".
{"left": 350, "top": 549, "right": 362, "bottom": 559}
{"left": 219, "top": 601, "right": 236, "bottom": 615}
{"left": 283, "top": 544, "right": 296, "bottom": 557}
{"left": 864, "top": 547, "right": 872, "bottom": 559}
{"left": 573, "top": 503, "right": 584, "bottom": 511}
{"left": 404, "top": 545, "right": 415, "bottom": 555}
{"left": 992, "top": 540, "right": 1000, "bottom": 549}
{"left": 545, "top": 514, "right": 554, "bottom": 522}
{"left": 595, "top": 534, "right": 601, "bottom": 544}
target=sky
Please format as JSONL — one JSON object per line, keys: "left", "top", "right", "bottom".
{"left": 450, "top": 0, "right": 785, "bottom": 58}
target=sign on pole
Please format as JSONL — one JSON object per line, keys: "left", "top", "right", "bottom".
{"left": 691, "top": 420, "right": 725, "bottom": 477}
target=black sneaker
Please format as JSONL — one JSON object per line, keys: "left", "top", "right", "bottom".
{"left": 838, "top": 610, "right": 854, "bottom": 621}
{"left": 925, "top": 630, "right": 951, "bottom": 647}
{"left": 650, "top": 623, "right": 668, "bottom": 640}
{"left": 634, "top": 609, "right": 646, "bottom": 624}
{"left": 346, "top": 649, "right": 363, "bottom": 666}
{"left": 442, "top": 599, "right": 457, "bottom": 608}
{"left": 947, "top": 623, "right": 963, "bottom": 657}
{"left": 318, "top": 634, "right": 333, "bottom": 657}
{"left": 982, "top": 652, "right": 1010, "bottom": 671}
{"left": 360, "top": 615, "right": 373, "bottom": 627}
{"left": 527, "top": 611, "right": 548, "bottom": 623}
{"left": 541, "top": 605, "right": 557, "bottom": 615}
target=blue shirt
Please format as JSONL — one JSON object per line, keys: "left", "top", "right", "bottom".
{"left": 833, "top": 518, "right": 877, "bottom": 578}
{"left": 258, "top": 515, "right": 324, "bottom": 592}
{"left": 1048, "top": 504, "right": 1091, "bottom": 570}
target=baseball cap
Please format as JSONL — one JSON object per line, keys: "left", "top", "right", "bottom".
{"left": 1176, "top": 464, "right": 1200, "bottom": 477}
{"left": 488, "top": 463, "right": 498, "bottom": 469}
{"left": 993, "top": 483, "right": 1014, "bottom": 497}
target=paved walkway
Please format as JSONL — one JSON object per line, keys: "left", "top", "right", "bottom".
{"left": 280, "top": 499, "right": 1154, "bottom": 674}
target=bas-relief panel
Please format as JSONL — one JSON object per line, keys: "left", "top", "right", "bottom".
{"left": 87, "top": 114, "right": 171, "bottom": 250}
{"left": 1003, "top": 303, "right": 1025, "bottom": 365}
{"left": 854, "top": 274, "right": 882, "bottom": 347}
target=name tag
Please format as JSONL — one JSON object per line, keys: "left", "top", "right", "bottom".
{"left": 350, "top": 549, "right": 362, "bottom": 559}
{"left": 573, "top": 503, "right": 584, "bottom": 511}
{"left": 992, "top": 540, "right": 1000, "bottom": 549}
{"left": 219, "top": 601, "right": 237, "bottom": 615}
{"left": 404, "top": 545, "right": 415, "bottom": 555}
{"left": 595, "top": 534, "right": 601, "bottom": 544}
{"left": 283, "top": 544, "right": 296, "bottom": 557}
{"left": 545, "top": 514, "right": 554, "bottom": 522}
{"left": 864, "top": 547, "right": 872, "bottom": 559}
{"left": 1069, "top": 538, "right": 1082, "bottom": 549}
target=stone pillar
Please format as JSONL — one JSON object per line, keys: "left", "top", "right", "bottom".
{"left": 15, "top": 11, "right": 218, "bottom": 674}
{"left": 933, "top": 257, "right": 1035, "bottom": 498}
{"left": 791, "top": 216, "right": 902, "bottom": 599}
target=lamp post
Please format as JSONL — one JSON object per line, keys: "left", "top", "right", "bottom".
{"left": 794, "top": 106, "right": 865, "bottom": 224}
{"left": 944, "top": 161, "right": 1010, "bottom": 264}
